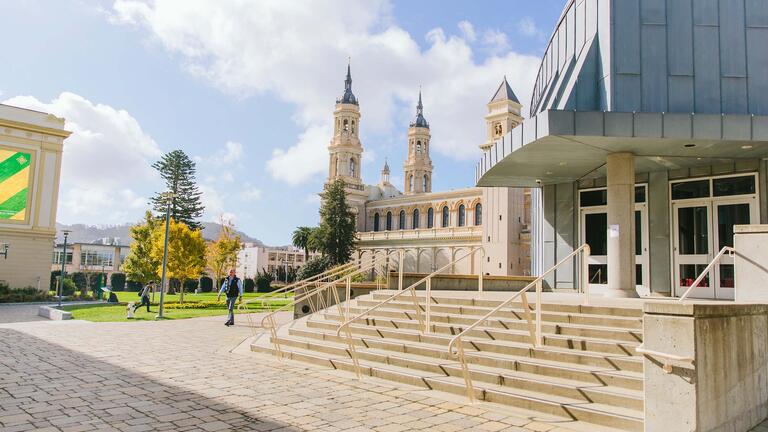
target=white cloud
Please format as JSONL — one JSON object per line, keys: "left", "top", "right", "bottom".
{"left": 2, "top": 92, "right": 162, "bottom": 225}
{"left": 111, "top": 0, "right": 541, "bottom": 185}
{"left": 518, "top": 16, "right": 543, "bottom": 38}
{"left": 239, "top": 186, "right": 262, "bottom": 202}
{"left": 211, "top": 141, "right": 243, "bottom": 166}
{"left": 457, "top": 20, "right": 476, "bottom": 42}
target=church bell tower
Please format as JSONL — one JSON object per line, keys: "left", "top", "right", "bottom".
{"left": 481, "top": 76, "right": 523, "bottom": 151}
{"left": 403, "top": 91, "right": 433, "bottom": 195}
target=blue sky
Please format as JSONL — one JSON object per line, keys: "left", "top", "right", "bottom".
{"left": 0, "top": 0, "right": 563, "bottom": 245}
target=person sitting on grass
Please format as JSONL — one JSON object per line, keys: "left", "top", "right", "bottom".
{"left": 217, "top": 269, "right": 243, "bottom": 327}
{"left": 134, "top": 281, "right": 153, "bottom": 313}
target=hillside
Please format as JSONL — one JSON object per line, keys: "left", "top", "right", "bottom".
{"left": 54, "top": 221, "right": 264, "bottom": 246}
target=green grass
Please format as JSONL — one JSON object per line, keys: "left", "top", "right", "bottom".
{"left": 61, "top": 291, "right": 293, "bottom": 322}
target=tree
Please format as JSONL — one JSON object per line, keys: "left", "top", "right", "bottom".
{"left": 150, "top": 218, "right": 206, "bottom": 303}
{"left": 122, "top": 211, "right": 161, "bottom": 285}
{"left": 292, "top": 226, "right": 315, "bottom": 258}
{"left": 206, "top": 216, "right": 242, "bottom": 289}
{"left": 315, "top": 179, "right": 357, "bottom": 265}
{"left": 150, "top": 150, "right": 205, "bottom": 230}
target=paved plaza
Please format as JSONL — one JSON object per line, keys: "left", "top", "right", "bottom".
{"left": 0, "top": 305, "right": 767, "bottom": 432}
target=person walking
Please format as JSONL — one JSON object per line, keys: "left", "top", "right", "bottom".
{"left": 217, "top": 269, "right": 243, "bottom": 327}
{"left": 134, "top": 281, "right": 153, "bottom": 313}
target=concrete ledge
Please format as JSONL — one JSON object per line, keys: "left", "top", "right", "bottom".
{"left": 38, "top": 305, "right": 71, "bottom": 320}
{"left": 644, "top": 301, "right": 768, "bottom": 318}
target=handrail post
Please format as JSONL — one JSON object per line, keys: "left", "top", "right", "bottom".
{"left": 535, "top": 279, "right": 543, "bottom": 347}
{"left": 345, "top": 276, "right": 351, "bottom": 321}
{"left": 398, "top": 249, "right": 404, "bottom": 291}
{"left": 582, "top": 246, "right": 590, "bottom": 306}
{"left": 425, "top": 277, "right": 432, "bottom": 333}
{"left": 478, "top": 248, "right": 484, "bottom": 292}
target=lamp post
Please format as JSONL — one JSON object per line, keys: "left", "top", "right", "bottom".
{"left": 156, "top": 192, "right": 176, "bottom": 320}
{"left": 58, "top": 230, "right": 71, "bottom": 308}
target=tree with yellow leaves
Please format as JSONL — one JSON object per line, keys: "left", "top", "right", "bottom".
{"left": 206, "top": 217, "right": 242, "bottom": 289}
{"left": 151, "top": 218, "right": 206, "bottom": 303}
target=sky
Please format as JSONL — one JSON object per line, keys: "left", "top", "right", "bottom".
{"left": 0, "top": 0, "right": 564, "bottom": 245}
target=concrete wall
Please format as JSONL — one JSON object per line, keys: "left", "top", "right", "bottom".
{"left": 387, "top": 273, "right": 535, "bottom": 292}
{"left": 644, "top": 302, "right": 768, "bottom": 432}
{"left": 0, "top": 232, "right": 53, "bottom": 290}
{"left": 735, "top": 225, "right": 768, "bottom": 302}
{"left": 648, "top": 171, "right": 671, "bottom": 295}
{"left": 543, "top": 183, "right": 578, "bottom": 289}
{"left": 481, "top": 186, "right": 530, "bottom": 276}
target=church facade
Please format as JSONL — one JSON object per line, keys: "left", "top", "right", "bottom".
{"left": 324, "top": 66, "right": 531, "bottom": 276}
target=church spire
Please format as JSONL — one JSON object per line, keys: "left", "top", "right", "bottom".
{"left": 410, "top": 88, "right": 429, "bottom": 128}
{"left": 338, "top": 59, "right": 358, "bottom": 105}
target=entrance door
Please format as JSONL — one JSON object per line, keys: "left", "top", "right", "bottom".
{"left": 582, "top": 208, "right": 608, "bottom": 290}
{"left": 673, "top": 202, "right": 713, "bottom": 298}
{"left": 713, "top": 200, "right": 755, "bottom": 299}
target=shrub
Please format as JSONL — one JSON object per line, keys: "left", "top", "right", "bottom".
{"left": 298, "top": 255, "right": 332, "bottom": 280}
{"left": 88, "top": 273, "right": 104, "bottom": 293}
{"left": 50, "top": 271, "right": 61, "bottom": 291}
{"left": 255, "top": 270, "right": 274, "bottom": 293}
{"left": 110, "top": 273, "right": 126, "bottom": 291}
{"left": 244, "top": 278, "right": 255, "bottom": 293}
{"left": 71, "top": 272, "right": 87, "bottom": 291}
{"left": 183, "top": 278, "right": 198, "bottom": 293}
{"left": 199, "top": 276, "right": 213, "bottom": 293}
{"left": 126, "top": 280, "right": 143, "bottom": 292}
{"left": 0, "top": 285, "right": 54, "bottom": 303}
{"left": 61, "top": 279, "right": 77, "bottom": 297}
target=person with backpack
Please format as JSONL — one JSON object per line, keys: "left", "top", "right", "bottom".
{"left": 217, "top": 269, "right": 243, "bottom": 327}
{"left": 134, "top": 281, "right": 153, "bottom": 313}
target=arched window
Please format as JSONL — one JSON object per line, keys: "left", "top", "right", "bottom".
{"left": 474, "top": 203, "right": 482, "bottom": 226}
{"left": 416, "top": 141, "right": 422, "bottom": 155}
{"left": 351, "top": 120, "right": 355, "bottom": 134}
{"left": 349, "top": 158, "right": 356, "bottom": 177}
{"left": 442, "top": 206, "right": 449, "bottom": 227}
{"left": 399, "top": 210, "right": 406, "bottom": 230}
{"left": 343, "top": 119, "right": 349, "bottom": 131}
{"left": 373, "top": 213, "right": 380, "bottom": 231}
{"left": 386, "top": 212, "right": 392, "bottom": 231}
{"left": 422, "top": 175, "right": 428, "bottom": 192}
{"left": 427, "top": 208, "right": 434, "bottom": 228}
{"left": 409, "top": 175, "right": 414, "bottom": 192}
{"left": 458, "top": 204, "right": 466, "bottom": 227}
{"left": 412, "top": 209, "right": 420, "bottom": 229}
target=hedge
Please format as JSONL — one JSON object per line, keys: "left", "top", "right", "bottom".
{"left": 110, "top": 273, "right": 126, "bottom": 291}
{"left": 199, "top": 276, "right": 213, "bottom": 293}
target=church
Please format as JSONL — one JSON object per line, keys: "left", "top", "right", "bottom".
{"left": 323, "top": 65, "right": 531, "bottom": 276}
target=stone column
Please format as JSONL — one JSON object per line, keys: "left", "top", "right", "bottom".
{"left": 606, "top": 152, "right": 638, "bottom": 297}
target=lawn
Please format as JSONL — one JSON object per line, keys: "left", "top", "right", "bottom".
{"left": 61, "top": 291, "right": 293, "bottom": 322}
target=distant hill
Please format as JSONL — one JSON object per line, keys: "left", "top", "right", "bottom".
{"left": 54, "top": 221, "right": 265, "bottom": 246}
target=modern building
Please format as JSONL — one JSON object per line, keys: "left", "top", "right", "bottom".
{"left": 236, "top": 244, "right": 317, "bottom": 279}
{"left": 476, "top": 0, "right": 768, "bottom": 299}
{"left": 326, "top": 67, "right": 531, "bottom": 276}
{"left": 51, "top": 239, "right": 131, "bottom": 283}
{"left": 0, "top": 104, "right": 69, "bottom": 290}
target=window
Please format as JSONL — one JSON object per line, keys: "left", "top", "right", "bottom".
{"left": 409, "top": 175, "right": 414, "bottom": 192}
{"left": 474, "top": 203, "right": 482, "bottom": 225}
{"left": 343, "top": 119, "right": 349, "bottom": 131}
{"left": 580, "top": 189, "right": 607, "bottom": 207}
{"left": 349, "top": 158, "right": 356, "bottom": 177}
{"left": 399, "top": 210, "right": 406, "bottom": 230}
{"left": 334, "top": 157, "right": 339, "bottom": 177}
{"left": 442, "top": 206, "right": 449, "bottom": 227}
{"left": 80, "top": 249, "right": 114, "bottom": 267}
{"left": 52, "top": 249, "right": 73, "bottom": 265}
{"left": 422, "top": 175, "right": 428, "bottom": 191}
{"left": 386, "top": 212, "right": 392, "bottom": 231}
{"left": 427, "top": 208, "right": 434, "bottom": 228}
{"left": 412, "top": 209, "right": 420, "bottom": 229}
{"left": 416, "top": 141, "right": 422, "bottom": 155}
{"left": 458, "top": 204, "right": 466, "bottom": 227}
{"left": 672, "top": 180, "right": 709, "bottom": 200}
{"left": 373, "top": 213, "right": 380, "bottom": 231}
{"left": 351, "top": 120, "right": 355, "bottom": 134}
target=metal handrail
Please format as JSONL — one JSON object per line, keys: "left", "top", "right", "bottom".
{"left": 335, "top": 247, "right": 485, "bottom": 378}
{"left": 678, "top": 246, "right": 735, "bottom": 302}
{"left": 253, "top": 257, "right": 387, "bottom": 368}
{"left": 247, "top": 261, "right": 356, "bottom": 305}
{"left": 635, "top": 344, "right": 694, "bottom": 374}
{"left": 446, "top": 244, "right": 590, "bottom": 403}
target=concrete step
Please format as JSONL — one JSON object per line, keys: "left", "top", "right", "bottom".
{"left": 369, "top": 292, "right": 644, "bottom": 318}
{"left": 326, "top": 307, "right": 644, "bottom": 343}
{"left": 306, "top": 317, "right": 640, "bottom": 357}
{"left": 355, "top": 298, "right": 643, "bottom": 330}
{"left": 253, "top": 336, "right": 643, "bottom": 431}
{"left": 291, "top": 325, "right": 643, "bottom": 374}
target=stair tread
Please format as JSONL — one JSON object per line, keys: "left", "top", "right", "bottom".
{"left": 300, "top": 324, "right": 643, "bottom": 364}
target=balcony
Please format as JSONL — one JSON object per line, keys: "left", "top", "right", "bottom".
{"left": 357, "top": 226, "right": 482, "bottom": 243}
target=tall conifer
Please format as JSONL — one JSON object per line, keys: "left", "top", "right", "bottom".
{"left": 150, "top": 150, "right": 205, "bottom": 230}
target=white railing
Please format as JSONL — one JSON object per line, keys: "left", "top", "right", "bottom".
{"left": 357, "top": 225, "right": 482, "bottom": 242}
{"left": 446, "top": 244, "right": 590, "bottom": 403}
{"left": 678, "top": 246, "right": 735, "bottom": 302}
{"left": 336, "top": 247, "right": 485, "bottom": 378}
{"left": 635, "top": 345, "right": 695, "bottom": 374}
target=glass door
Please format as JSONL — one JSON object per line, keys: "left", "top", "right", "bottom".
{"left": 673, "top": 202, "right": 713, "bottom": 298}
{"left": 713, "top": 199, "right": 756, "bottom": 299}
{"left": 581, "top": 208, "right": 608, "bottom": 290}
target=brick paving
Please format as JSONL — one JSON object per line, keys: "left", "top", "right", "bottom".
{"left": 0, "top": 311, "right": 766, "bottom": 432}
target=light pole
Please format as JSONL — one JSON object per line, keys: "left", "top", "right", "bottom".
{"left": 156, "top": 192, "right": 176, "bottom": 320}
{"left": 58, "top": 230, "right": 71, "bottom": 308}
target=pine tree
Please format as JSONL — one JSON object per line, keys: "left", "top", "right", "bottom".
{"left": 150, "top": 150, "right": 205, "bottom": 230}
{"left": 315, "top": 179, "right": 356, "bottom": 265}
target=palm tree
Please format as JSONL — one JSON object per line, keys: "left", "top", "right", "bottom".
{"left": 292, "top": 226, "right": 314, "bottom": 258}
